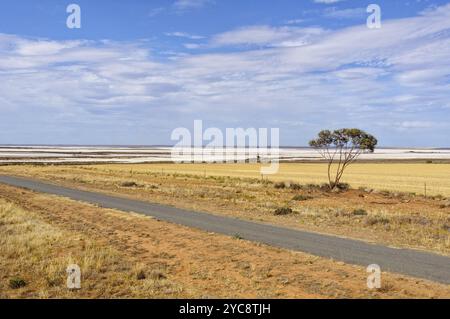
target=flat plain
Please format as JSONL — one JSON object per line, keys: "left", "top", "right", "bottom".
{"left": 1, "top": 159, "right": 450, "bottom": 298}
{"left": 90, "top": 162, "right": 450, "bottom": 196}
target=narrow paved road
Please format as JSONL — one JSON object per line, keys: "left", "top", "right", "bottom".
{"left": 1, "top": 175, "right": 449, "bottom": 284}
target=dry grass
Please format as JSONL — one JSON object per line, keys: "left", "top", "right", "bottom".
{"left": 0, "top": 199, "right": 183, "bottom": 298}
{"left": 0, "top": 185, "right": 449, "bottom": 298}
{"left": 1, "top": 164, "right": 448, "bottom": 254}
{"left": 82, "top": 162, "right": 450, "bottom": 196}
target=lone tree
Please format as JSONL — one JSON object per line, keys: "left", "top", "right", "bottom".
{"left": 309, "top": 128, "right": 377, "bottom": 189}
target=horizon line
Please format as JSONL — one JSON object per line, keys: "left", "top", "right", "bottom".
{"left": 0, "top": 144, "right": 449, "bottom": 150}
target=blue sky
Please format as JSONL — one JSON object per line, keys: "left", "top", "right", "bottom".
{"left": 0, "top": 0, "right": 449, "bottom": 146}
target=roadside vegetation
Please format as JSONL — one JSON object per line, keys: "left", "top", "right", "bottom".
{"left": 0, "top": 164, "right": 449, "bottom": 254}
{"left": 1, "top": 188, "right": 449, "bottom": 298}
{"left": 0, "top": 199, "right": 183, "bottom": 298}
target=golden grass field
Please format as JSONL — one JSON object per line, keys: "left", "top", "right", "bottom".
{"left": 87, "top": 163, "right": 450, "bottom": 197}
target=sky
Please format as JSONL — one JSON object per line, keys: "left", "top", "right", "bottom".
{"left": 0, "top": 0, "right": 449, "bottom": 147}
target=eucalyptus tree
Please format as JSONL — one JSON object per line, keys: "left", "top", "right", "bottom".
{"left": 309, "top": 129, "right": 378, "bottom": 189}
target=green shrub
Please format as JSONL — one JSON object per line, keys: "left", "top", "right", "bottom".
{"left": 289, "top": 183, "right": 302, "bottom": 190}
{"left": 136, "top": 270, "right": 146, "bottom": 280}
{"left": 352, "top": 208, "right": 368, "bottom": 216}
{"left": 233, "top": 233, "right": 243, "bottom": 240}
{"left": 121, "top": 181, "right": 138, "bottom": 187}
{"left": 274, "top": 182, "right": 286, "bottom": 189}
{"left": 335, "top": 183, "right": 350, "bottom": 191}
{"left": 274, "top": 207, "right": 293, "bottom": 215}
{"left": 9, "top": 277, "right": 27, "bottom": 289}
{"left": 305, "top": 183, "right": 321, "bottom": 190}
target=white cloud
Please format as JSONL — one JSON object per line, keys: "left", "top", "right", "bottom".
{"left": 184, "top": 43, "right": 202, "bottom": 49}
{"left": 148, "top": 7, "right": 165, "bottom": 17}
{"left": 211, "top": 25, "right": 327, "bottom": 47}
{"left": 173, "top": 0, "right": 213, "bottom": 11}
{"left": 14, "top": 39, "right": 84, "bottom": 56}
{"left": 323, "top": 7, "right": 366, "bottom": 19}
{"left": 285, "top": 19, "right": 304, "bottom": 25}
{"left": 165, "top": 32, "right": 205, "bottom": 40}
{"left": 1, "top": 4, "right": 450, "bottom": 145}
{"left": 399, "top": 121, "right": 435, "bottom": 129}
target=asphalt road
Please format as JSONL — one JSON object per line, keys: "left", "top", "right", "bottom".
{"left": 1, "top": 174, "right": 449, "bottom": 284}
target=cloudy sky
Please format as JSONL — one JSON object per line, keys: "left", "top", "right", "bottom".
{"left": 0, "top": 0, "right": 449, "bottom": 146}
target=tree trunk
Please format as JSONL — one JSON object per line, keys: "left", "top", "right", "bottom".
{"left": 327, "top": 161, "right": 333, "bottom": 189}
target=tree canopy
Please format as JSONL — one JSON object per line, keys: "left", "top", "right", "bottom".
{"left": 309, "top": 128, "right": 378, "bottom": 189}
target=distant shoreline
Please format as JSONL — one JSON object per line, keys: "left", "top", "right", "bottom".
{"left": 0, "top": 145, "right": 449, "bottom": 150}
{"left": 1, "top": 145, "right": 450, "bottom": 164}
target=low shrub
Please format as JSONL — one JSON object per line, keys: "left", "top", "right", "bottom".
{"left": 335, "top": 183, "right": 350, "bottom": 191}
{"left": 352, "top": 208, "right": 368, "bottom": 216}
{"left": 364, "top": 216, "right": 390, "bottom": 226}
{"left": 289, "top": 183, "right": 302, "bottom": 190}
{"left": 9, "top": 277, "right": 27, "bottom": 289}
{"left": 233, "top": 233, "right": 243, "bottom": 240}
{"left": 136, "top": 270, "right": 146, "bottom": 280}
{"left": 274, "top": 207, "right": 293, "bottom": 215}
{"left": 120, "top": 181, "right": 138, "bottom": 187}
{"left": 274, "top": 182, "right": 286, "bottom": 189}
{"left": 292, "top": 195, "right": 312, "bottom": 201}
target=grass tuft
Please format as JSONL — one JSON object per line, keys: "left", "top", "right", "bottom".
{"left": 9, "top": 277, "right": 27, "bottom": 289}
{"left": 352, "top": 208, "right": 368, "bottom": 216}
